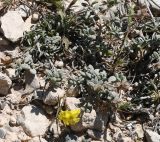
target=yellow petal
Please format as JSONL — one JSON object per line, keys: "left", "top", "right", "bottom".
{"left": 70, "top": 109, "right": 80, "bottom": 116}
{"left": 71, "top": 118, "right": 80, "bottom": 125}
{"left": 58, "top": 109, "right": 81, "bottom": 126}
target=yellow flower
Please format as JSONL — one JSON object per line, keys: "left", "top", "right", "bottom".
{"left": 58, "top": 109, "right": 81, "bottom": 126}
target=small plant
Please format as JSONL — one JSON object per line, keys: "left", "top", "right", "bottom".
{"left": 18, "top": 0, "right": 160, "bottom": 122}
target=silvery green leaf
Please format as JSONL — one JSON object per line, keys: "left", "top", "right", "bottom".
{"left": 86, "top": 72, "right": 92, "bottom": 78}
{"left": 108, "top": 76, "right": 116, "bottom": 83}
{"left": 45, "top": 69, "right": 52, "bottom": 76}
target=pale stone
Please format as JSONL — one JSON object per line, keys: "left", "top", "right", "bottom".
{"left": 39, "top": 77, "right": 46, "bottom": 88}
{"left": 135, "top": 124, "right": 144, "bottom": 139}
{"left": 3, "top": 104, "right": 12, "bottom": 115}
{"left": 20, "top": 105, "right": 50, "bottom": 137}
{"left": 17, "top": 131, "right": 31, "bottom": 141}
{"left": 65, "top": 97, "right": 109, "bottom": 132}
{"left": 49, "top": 121, "right": 61, "bottom": 138}
{"left": 28, "top": 137, "right": 47, "bottom": 142}
{"left": 71, "top": 109, "right": 109, "bottom": 132}
{"left": 4, "top": 47, "right": 20, "bottom": 59}
{"left": 0, "top": 11, "right": 24, "bottom": 42}
{"left": 0, "top": 11, "right": 34, "bottom": 42}
{"left": 0, "top": 72, "right": 12, "bottom": 95}
{"left": 65, "top": 97, "right": 81, "bottom": 110}
{"left": 6, "top": 91, "right": 22, "bottom": 105}
{"left": 25, "top": 70, "right": 40, "bottom": 89}
{"left": 23, "top": 16, "right": 34, "bottom": 32}
{"left": 32, "top": 13, "right": 39, "bottom": 22}
{"left": 5, "top": 68, "right": 16, "bottom": 79}
{"left": 122, "top": 137, "right": 134, "bottom": 142}
{"left": 0, "top": 114, "right": 8, "bottom": 127}
{"left": 145, "top": 129, "right": 160, "bottom": 142}
{"left": 43, "top": 88, "right": 65, "bottom": 105}
{"left": 4, "top": 131, "right": 19, "bottom": 142}
{"left": 9, "top": 117, "right": 17, "bottom": 126}
{"left": 16, "top": 5, "right": 30, "bottom": 18}
{"left": 87, "top": 129, "right": 103, "bottom": 140}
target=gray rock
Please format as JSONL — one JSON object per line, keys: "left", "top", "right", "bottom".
{"left": 65, "top": 97, "right": 81, "bottom": 110}
{"left": 87, "top": 129, "right": 103, "bottom": 140}
{"left": 23, "top": 15, "right": 35, "bottom": 32}
{"left": 5, "top": 68, "right": 16, "bottom": 79}
{"left": 0, "top": 100, "right": 6, "bottom": 110}
{"left": 0, "top": 128, "right": 6, "bottom": 139}
{"left": 43, "top": 88, "right": 65, "bottom": 105}
{"left": 16, "top": 5, "right": 30, "bottom": 18}
{"left": 0, "top": 11, "right": 24, "bottom": 42}
{"left": 49, "top": 121, "right": 61, "bottom": 138}
{"left": 17, "top": 131, "right": 31, "bottom": 141}
{"left": 6, "top": 90, "right": 22, "bottom": 105}
{"left": 25, "top": 70, "right": 40, "bottom": 89}
{"left": 65, "top": 97, "right": 109, "bottom": 132}
{"left": 135, "top": 124, "right": 144, "bottom": 139}
{"left": 16, "top": 115, "right": 24, "bottom": 126}
{"left": 71, "top": 109, "right": 109, "bottom": 132}
{"left": 4, "top": 47, "right": 20, "bottom": 59}
{"left": 28, "top": 137, "right": 47, "bottom": 142}
{"left": 145, "top": 129, "right": 160, "bottom": 142}
{"left": 0, "top": 72, "right": 12, "bottom": 95}
{"left": 20, "top": 105, "right": 50, "bottom": 137}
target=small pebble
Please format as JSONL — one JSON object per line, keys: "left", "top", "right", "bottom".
{"left": 0, "top": 128, "right": 6, "bottom": 139}
{"left": 9, "top": 117, "right": 17, "bottom": 126}
{"left": 0, "top": 101, "right": 6, "bottom": 110}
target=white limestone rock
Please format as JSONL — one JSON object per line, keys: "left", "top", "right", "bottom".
{"left": 145, "top": 129, "right": 160, "bottom": 142}
{"left": 0, "top": 11, "right": 24, "bottom": 42}
{"left": 43, "top": 88, "right": 65, "bottom": 105}
{"left": 20, "top": 105, "right": 50, "bottom": 137}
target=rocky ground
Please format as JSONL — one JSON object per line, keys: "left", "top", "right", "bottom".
{"left": 0, "top": 0, "right": 160, "bottom": 142}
